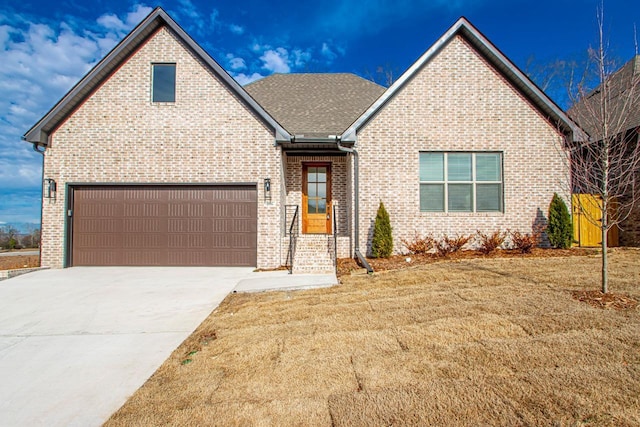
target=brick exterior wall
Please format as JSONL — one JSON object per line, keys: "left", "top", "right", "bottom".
{"left": 355, "top": 36, "right": 570, "bottom": 255}
{"left": 620, "top": 199, "right": 640, "bottom": 246}
{"left": 40, "top": 26, "right": 284, "bottom": 268}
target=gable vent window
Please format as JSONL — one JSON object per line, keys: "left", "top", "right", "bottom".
{"left": 152, "top": 63, "right": 176, "bottom": 103}
{"left": 419, "top": 151, "right": 503, "bottom": 213}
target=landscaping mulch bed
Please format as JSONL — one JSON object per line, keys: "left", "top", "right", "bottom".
{"left": 338, "top": 247, "right": 595, "bottom": 277}
{"left": 572, "top": 290, "right": 639, "bottom": 310}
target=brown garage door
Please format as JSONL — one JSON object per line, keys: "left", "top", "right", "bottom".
{"left": 69, "top": 185, "right": 257, "bottom": 266}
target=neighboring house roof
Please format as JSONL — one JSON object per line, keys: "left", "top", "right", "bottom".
{"left": 568, "top": 55, "right": 640, "bottom": 139}
{"left": 23, "top": 7, "right": 291, "bottom": 145}
{"left": 245, "top": 73, "right": 385, "bottom": 139}
{"left": 342, "top": 17, "right": 587, "bottom": 143}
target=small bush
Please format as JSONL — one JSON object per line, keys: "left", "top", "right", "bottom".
{"left": 371, "top": 201, "right": 393, "bottom": 258}
{"left": 509, "top": 229, "right": 542, "bottom": 254}
{"left": 547, "top": 193, "right": 572, "bottom": 249}
{"left": 476, "top": 230, "right": 506, "bottom": 254}
{"left": 435, "top": 234, "right": 471, "bottom": 257}
{"left": 401, "top": 232, "right": 434, "bottom": 255}
{"left": 446, "top": 234, "right": 471, "bottom": 252}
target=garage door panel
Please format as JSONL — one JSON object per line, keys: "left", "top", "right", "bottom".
{"left": 71, "top": 185, "right": 257, "bottom": 266}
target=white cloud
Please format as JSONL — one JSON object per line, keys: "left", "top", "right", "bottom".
{"left": 234, "top": 72, "right": 265, "bottom": 85}
{"left": 209, "top": 9, "right": 219, "bottom": 30}
{"left": 226, "top": 53, "right": 246, "bottom": 70}
{"left": 229, "top": 24, "right": 244, "bottom": 35}
{"left": 0, "top": 4, "right": 152, "bottom": 199}
{"left": 96, "top": 4, "right": 152, "bottom": 34}
{"left": 96, "top": 13, "right": 128, "bottom": 32}
{"left": 260, "top": 48, "right": 290, "bottom": 73}
{"left": 125, "top": 4, "right": 153, "bottom": 27}
{"left": 321, "top": 42, "right": 338, "bottom": 62}
{"left": 292, "top": 49, "right": 311, "bottom": 67}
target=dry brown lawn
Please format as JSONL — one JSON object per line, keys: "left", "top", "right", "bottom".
{"left": 106, "top": 249, "right": 640, "bottom": 426}
{"left": 0, "top": 254, "right": 39, "bottom": 270}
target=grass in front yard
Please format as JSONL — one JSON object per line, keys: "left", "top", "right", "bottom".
{"left": 106, "top": 250, "right": 640, "bottom": 426}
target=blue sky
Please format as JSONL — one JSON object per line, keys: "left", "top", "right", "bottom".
{"left": 0, "top": 0, "right": 638, "bottom": 227}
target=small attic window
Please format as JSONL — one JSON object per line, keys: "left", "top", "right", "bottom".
{"left": 152, "top": 63, "right": 176, "bottom": 102}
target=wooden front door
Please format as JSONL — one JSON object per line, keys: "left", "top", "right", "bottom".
{"left": 302, "top": 163, "right": 331, "bottom": 234}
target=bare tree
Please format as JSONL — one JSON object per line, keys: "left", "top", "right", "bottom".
{"left": 567, "top": 6, "right": 640, "bottom": 293}
{"left": 364, "top": 63, "right": 400, "bottom": 87}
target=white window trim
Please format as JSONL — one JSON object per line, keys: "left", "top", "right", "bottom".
{"left": 419, "top": 151, "right": 503, "bottom": 213}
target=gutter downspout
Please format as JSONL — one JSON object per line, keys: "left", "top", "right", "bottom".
{"left": 337, "top": 140, "right": 373, "bottom": 274}
{"left": 29, "top": 139, "right": 45, "bottom": 268}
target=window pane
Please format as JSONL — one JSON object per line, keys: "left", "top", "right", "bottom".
{"left": 307, "top": 198, "right": 317, "bottom": 213}
{"left": 476, "top": 184, "right": 502, "bottom": 212}
{"left": 476, "top": 153, "right": 501, "bottom": 181}
{"left": 318, "top": 199, "right": 326, "bottom": 213}
{"left": 307, "top": 183, "right": 316, "bottom": 197}
{"left": 318, "top": 183, "right": 326, "bottom": 198}
{"left": 448, "top": 153, "right": 472, "bottom": 181}
{"left": 448, "top": 184, "right": 472, "bottom": 212}
{"left": 317, "top": 167, "right": 327, "bottom": 183}
{"left": 420, "top": 184, "right": 444, "bottom": 211}
{"left": 419, "top": 152, "right": 444, "bottom": 181}
{"left": 152, "top": 64, "right": 176, "bottom": 102}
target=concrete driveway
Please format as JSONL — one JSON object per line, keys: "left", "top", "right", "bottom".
{"left": 0, "top": 267, "right": 335, "bottom": 427}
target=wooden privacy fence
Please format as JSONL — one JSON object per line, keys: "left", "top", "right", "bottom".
{"left": 572, "top": 194, "right": 619, "bottom": 247}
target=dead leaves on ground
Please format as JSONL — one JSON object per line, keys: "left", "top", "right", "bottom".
{"left": 572, "top": 290, "right": 639, "bottom": 310}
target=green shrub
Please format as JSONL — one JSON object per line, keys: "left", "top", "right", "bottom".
{"left": 371, "top": 201, "right": 393, "bottom": 258}
{"left": 547, "top": 193, "right": 572, "bottom": 249}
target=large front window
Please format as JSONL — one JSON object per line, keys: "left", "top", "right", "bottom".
{"left": 419, "top": 152, "right": 503, "bottom": 212}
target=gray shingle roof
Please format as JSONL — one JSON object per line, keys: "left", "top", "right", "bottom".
{"left": 245, "top": 73, "right": 385, "bottom": 138}
{"left": 569, "top": 55, "right": 640, "bottom": 139}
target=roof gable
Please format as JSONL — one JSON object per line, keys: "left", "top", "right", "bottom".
{"left": 569, "top": 55, "right": 640, "bottom": 139}
{"left": 342, "top": 17, "right": 586, "bottom": 143}
{"left": 245, "top": 73, "right": 385, "bottom": 138}
{"left": 24, "top": 7, "right": 290, "bottom": 145}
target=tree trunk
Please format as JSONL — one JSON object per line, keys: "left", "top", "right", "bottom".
{"left": 601, "top": 204, "right": 608, "bottom": 294}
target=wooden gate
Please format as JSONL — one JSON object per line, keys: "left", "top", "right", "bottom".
{"left": 572, "top": 194, "right": 619, "bottom": 247}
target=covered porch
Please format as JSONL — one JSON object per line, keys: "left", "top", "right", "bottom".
{"left": 281, "top": 148, "right": 353, "bottom": 273}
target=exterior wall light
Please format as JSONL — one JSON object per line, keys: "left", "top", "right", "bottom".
{"left": 264, "top": 178, "right": 271, "bottom": 203}
{"left": 44, "top": 178, "right": 57, "bottom": 200}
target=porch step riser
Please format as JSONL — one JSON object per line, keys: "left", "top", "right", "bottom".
{"left": 292, "top": 236, "right": 336, "bottom": 274}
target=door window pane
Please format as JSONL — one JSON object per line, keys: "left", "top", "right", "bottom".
{"left": 318, "top": 183, "right": 326, "bottom": 198}
{"left": 317, "top": 167, "right": 327, "bottom": 183}
{"left": 420, "top": 184, "right": 444, "bottom": 211}
{"left": 448, "top": 153, "right": 472, "bottom": 181}
{"left": 307, "top": 199, "right": 317, "bottom": 213}
{"left": 307, "top": 183, "right": 316, "bottom": 197}
{"left": 476, "top": 153, "right": 501, "bottom": 181}
{"left": 476, "top": 184, "right": 501, "bottom": 212}
{"left": 152, "top": 64, "right": 176, "bottom": 102}
{"left": 308, "top": 167, "right": 317, "bottom": 183}
{"left": 318, "top": 199, "right": 326, "bottom": 213}
{"left": 448, "top": 184, "right": 473, "bottom": 212}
